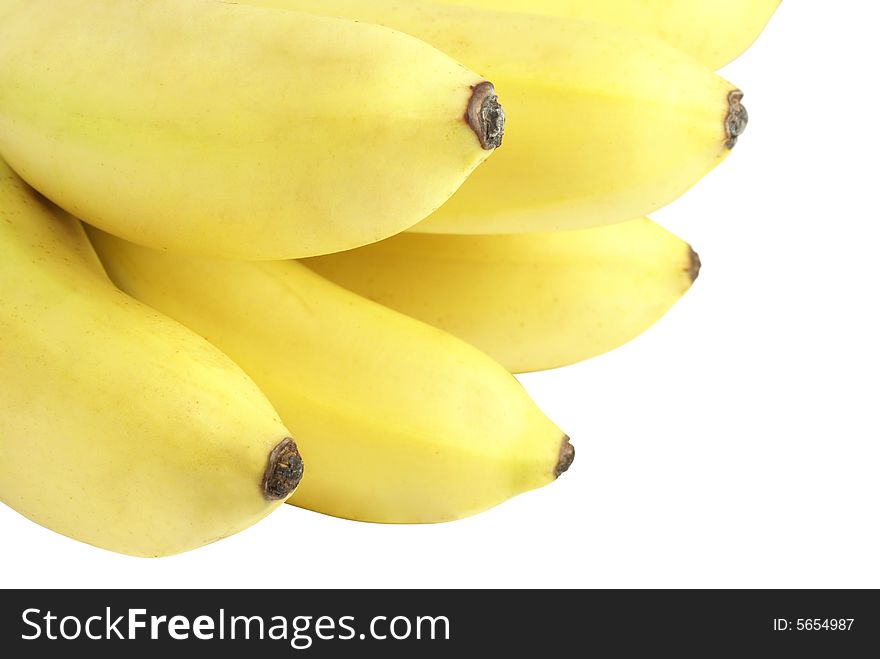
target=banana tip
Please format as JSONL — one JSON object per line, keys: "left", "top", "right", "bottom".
{"left": 467, "top": 81, "right": 505, "bottom": 150}
{"left": 555, "top": 435, "right": 575, "bottom": 478}
{"left": 725, "top": 90, "right": 748, "bottom": 149}
{"left": 688, "top": 247, "right": 702, "bottom": 283}
{"left": 262, "top": 438, "right": 304, "bottom": 501}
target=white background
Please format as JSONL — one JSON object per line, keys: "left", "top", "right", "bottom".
{"left": 3, "top": 0, "right": 879, "bottom": 588}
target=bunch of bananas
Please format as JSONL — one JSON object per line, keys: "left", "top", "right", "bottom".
{"left": 0, "top": 0, "right": 777, "bottom": 557}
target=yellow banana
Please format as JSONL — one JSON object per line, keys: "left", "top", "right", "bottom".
{"left": 438, "top": 0, "right": 781, "bottom": 70}
{"left": 0, "top": 0, "right": 502, "bottom": 260}
{"left": 246, "top": 0, "right": 747, "bottom": 235}
{"left": 304, "top": 218, "right": 699, "bottom": 373}
{"left": 0, "top": 160, "right": 301, "bottom": 557}
{"left": 86, "top": 227, "right": 573, "bottom": 524}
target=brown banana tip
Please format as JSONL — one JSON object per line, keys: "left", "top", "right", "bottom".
{"left": 725, "top": 90, "right": 748, "bottom": 149}
{"left": 262, "top": 438, "right": 303, "bottom": 501}
{"left": 466, "top": 81, "right": 505, "bottom": 150}
{"left": 687, "top": 247, "right": 702, "bottom": 283}
{"left": 555, "top": 436, "right": 575, "bottom": 478}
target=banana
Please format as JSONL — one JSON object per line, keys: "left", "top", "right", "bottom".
{"left": 0, "top": 160, "right": 301, "bottom": 557}
{"left": 304, "top": 218, "right": 699, "bottom": 373}
{"left": 244, "top": 0, "right": 747, "bottom": 235}
{"left": 86, "top": 227, "right": 573, "bottom": 524}
{"left": 438, "top": 0, "right": 781, "bottom": 70}
{"left": 0, "top": 0, "right": 502, "bottom": 260}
